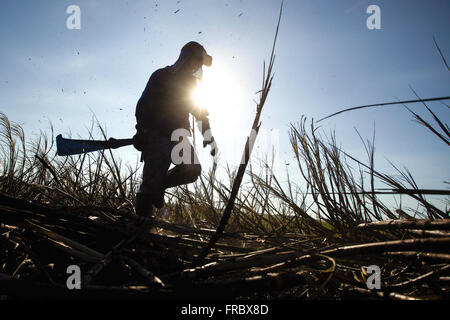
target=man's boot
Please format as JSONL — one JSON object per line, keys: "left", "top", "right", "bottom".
{"left": 135, "top": 193, "right": 153, "bottom": 218}
{"left": 151, "top": 189, "right": 165, "bottom": 209}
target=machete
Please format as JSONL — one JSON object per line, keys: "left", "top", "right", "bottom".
{"left": 56, "top": 134, "right": 134, "bottom": 156}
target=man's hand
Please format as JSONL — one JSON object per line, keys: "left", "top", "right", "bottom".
{"left": 209, "top": 140, "right": 218, "bottom": 157}
{"left": 203, "top": 136, "right": 218, "bottom": 157}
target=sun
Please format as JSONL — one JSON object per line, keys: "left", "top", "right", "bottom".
{"left": 190, "top": 63, "right": 251, "bottom": 166}
{"left": 191, "top": 63, "right": 241, "bottom": 122}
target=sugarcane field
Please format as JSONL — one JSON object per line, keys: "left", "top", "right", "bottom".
{"left": 0, "top": 1, "right": 449, "bottom": 315}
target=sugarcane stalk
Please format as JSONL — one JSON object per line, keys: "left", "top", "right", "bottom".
{"left": 193, "top": 3, "right": 282, "bottom": 266}
{"left": 321, "top": 237, "right": 450, "bottom": 256}
{"left": 357, "top": 218, "right": 450, "bottom": 231}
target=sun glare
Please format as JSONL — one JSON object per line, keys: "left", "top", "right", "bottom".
{"left": 192, "top": 64, "right": 241, "bottom": 123}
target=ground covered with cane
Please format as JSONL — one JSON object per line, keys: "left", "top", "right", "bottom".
{"left": 1, "top": 108, "right": 449, "bottom": 300}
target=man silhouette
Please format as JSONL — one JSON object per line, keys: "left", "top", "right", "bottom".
{"left": 133, "top": 42, "right": 217, "bottom": 218}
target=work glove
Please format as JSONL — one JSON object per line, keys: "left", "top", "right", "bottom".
{"left": 203, "top": 136, "right": 218, "bottom": 157}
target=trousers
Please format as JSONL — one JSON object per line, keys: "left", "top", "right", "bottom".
{"left": 137, "top": 130, "right": 201, "bottom": 213}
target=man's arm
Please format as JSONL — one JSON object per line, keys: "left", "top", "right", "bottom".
{"left": 191, "top": 107, "right": 217, "bottom": 156}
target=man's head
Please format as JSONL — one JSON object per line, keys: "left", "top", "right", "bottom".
{"left": 173, "top": 41, "right": 212, "bottom": 79}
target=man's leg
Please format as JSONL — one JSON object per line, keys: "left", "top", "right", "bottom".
{"left": 164, "top": 142, "right": 201, "bottom": 189}
{"left": 136, "top": 134, "right": 173, "bottom": 216}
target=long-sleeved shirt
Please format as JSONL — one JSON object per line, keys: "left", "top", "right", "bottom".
{"left": 135, "top": 66, "right": 211, "bottom": 138}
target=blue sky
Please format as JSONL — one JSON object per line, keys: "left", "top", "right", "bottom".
{"left": 0, "top": 0, "right": 449, "bottom": 202}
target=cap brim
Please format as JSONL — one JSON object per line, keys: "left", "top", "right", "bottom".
{"left": 203, "top": 53, "right": 212, "bottom": 67}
